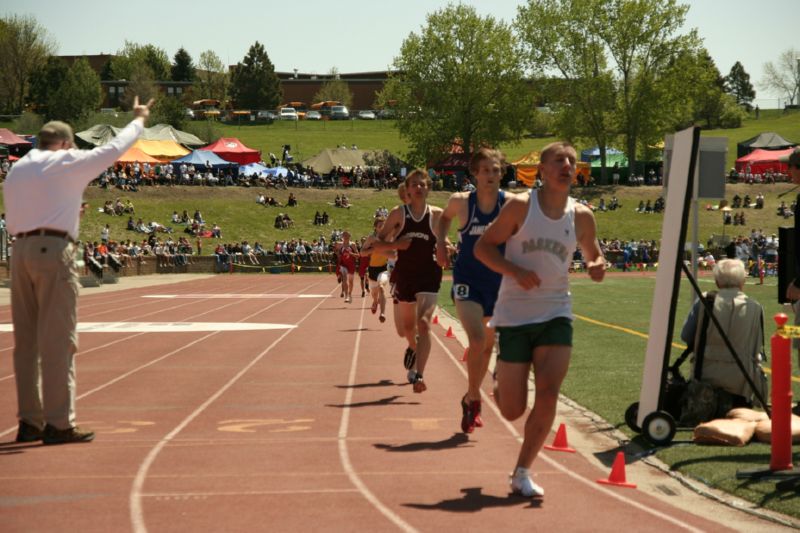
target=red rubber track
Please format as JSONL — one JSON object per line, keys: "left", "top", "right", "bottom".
{"left": 0, "top": 274, "right": 731, "bottom": 532}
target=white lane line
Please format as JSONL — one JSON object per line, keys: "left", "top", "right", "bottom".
{"left": 337, "top": 303, "right": 418, "bottom": 533}
{"left": 0, "top": 322, "right": 296, "bottom": 333}
{"left": 143, "top": 488, "right": 359, "bottom": 497}
{"left": 129, "top": 284, "right": 334, "bottom": 533}
{"left": 432, "top": 333, "right": 705, "bottom": 533}
{"left": 142, "top": 293, "right": 330, "bottom": 299}
{"left": 0, "top": 281, "right": 289, "bottom": 437}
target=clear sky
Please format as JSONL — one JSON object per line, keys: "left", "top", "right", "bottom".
{"left": 3, "top": 0, "right": 797, "bottom": 108}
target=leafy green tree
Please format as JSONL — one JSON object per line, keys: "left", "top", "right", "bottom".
{"left": 196, "top": 50, "right": 229, "bottom": 103}
{"left": 109, "top": 41, "right": 170, "bottom": 81}
{"left": 516, "top": 0, "right": 617, "bottom": 181}
{"left": 152, "top": 95, "right": 185, "bottom": 128}
{"left": 27, "top": 55, "right": 68, "bottom": 116}
{"left": 171, "top": 47, "right": 195, "bottom": 82}
{"left": 48, "top": 57, "right": 102, "bottom": 124}
{"left": 724, "top": 61, "right": 755, "bottom": 110}
{"left": 382, "top": 4, "right": 533, "bottom": 167}
{"left": 121, "top": 62, "right": 159, "bottom": 110}
{"left": 312, "top": 68, "right": 353, "bottom": 107}
{"left": 230, "top": 41, "right": 281, "bottom": 110}
{"left": 518, "top": 0, "right": 698, "bottom": 178}
{"left": 664, "top": 49, "right": 726, "bottom": 129}
{"left": 760, "top": 48, "right": 800, "bottom": 106}
{"left": 0, "top": 14, "right": 55, "bottom": 114}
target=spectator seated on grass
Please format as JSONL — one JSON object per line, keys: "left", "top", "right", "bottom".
{"left": 755, "top": 193, "right": 765, "bottom": 209}
{"left": 266, "top": 196, "right": 282, "bottom": 207}
{"left": 257, "top": 194, "right": 266, "bottom": 205}
{"left": 211, "top": 223, "right": 222, "bottom": 238}
{"left": 149, "top": 221, "right": 172, "bottom": 234}
{"left": 193, "top": 210, "right": 205, "bottom": 224}
{"left": 103, "top": 200, "right": 116, "bottom": 215}
{"left": 287, "top": 192, "right": 297, "bottom": 207}
{"left": 314, "top": 211, "right": 323, "bottom": 225}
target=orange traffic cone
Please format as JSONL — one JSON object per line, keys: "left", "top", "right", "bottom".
{"left": 445, "top": 326, "right": 455, "bottom": 338}
{"left": 544, "top": 423, "right": 576, "bottom": 453}
{"left": 432, "top": 315, "right": 439, "bottom": 325}
{"left": 597, "top": 451, "right": 636, "bottom": 488}
{"left": 461, "top": 347, "right": 468, "bottom": 362}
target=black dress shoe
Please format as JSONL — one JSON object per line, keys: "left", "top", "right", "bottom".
{"left": 15, "top": 421, "right": 43, "bottom": 443}
{"left": 43, "top": 424, "right": 95, "bottom": 445}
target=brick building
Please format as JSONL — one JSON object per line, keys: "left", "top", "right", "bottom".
{"left": 59, "top": 55, "right": 391, "bottom": 111}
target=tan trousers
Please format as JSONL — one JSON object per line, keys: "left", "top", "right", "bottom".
{"left": 11, "top": 235, "right": 79, "bottom": 430}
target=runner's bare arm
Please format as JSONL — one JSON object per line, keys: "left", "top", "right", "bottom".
{"left": 372, "top": 206, "right": 411, "bottom": 252}
{"left": 435, "top": 193, "right": 466, "bottom": 268}
{"left": 474, "top": 195, "right": 541, "bottom": 290}
{"left": 575, "top": 204, "right": 605, "bottom": 282}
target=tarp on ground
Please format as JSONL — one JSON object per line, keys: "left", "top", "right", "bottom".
{"left": 238, "top": 163, "right": 272, "bottom": 177}
{"left": 302, "top": 148, "right": 381, "bottom": 174}
{"left": 580, "top": 146, "right": 623, "bottom": 163}
{"left": 735, "top": 147, "right": 795, "bottom": 174}
{"left": 511, "top": 151, "right": 589, "bottom": 187}
{"left": 0, "top": 128, "right": 32, "bottom": 146}
{"left": 736, "top": 132, "right": 796, "bottom": 158}
{"left": 76, "top": 123, "right": 205, "bottom": 148}
{"left": 117, "top": 146, "right": 162, "bottom": 164}
{"left": 171, "top": 149, "right": 232, "bottom": 168}
{"left": 202, "top": 137, "right": 261, "bottom": 165}
{"left": 133, "top": 139, "right": 189, "bottom": 160}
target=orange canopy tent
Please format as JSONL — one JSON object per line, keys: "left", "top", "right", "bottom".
{"left": 511, "top": 151, "right": 590, "bottom": 187}
{"left": 117, "top": 146, "right": 162, "bottom": 164}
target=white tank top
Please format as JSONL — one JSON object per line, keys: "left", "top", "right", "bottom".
{"left": 491, "top": 190, "right": 577, "bottom": 327}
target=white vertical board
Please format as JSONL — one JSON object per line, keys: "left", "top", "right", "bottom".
{"left": 637, "top": 126, "right": 699, "bottom": 426}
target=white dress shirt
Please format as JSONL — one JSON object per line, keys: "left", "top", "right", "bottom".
{"left": 4, "top": 120, "right": 144, "bottom": 240}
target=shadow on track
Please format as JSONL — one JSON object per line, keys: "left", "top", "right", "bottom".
{"left": 403, "top": 487, "right": 541, "bottom": 512}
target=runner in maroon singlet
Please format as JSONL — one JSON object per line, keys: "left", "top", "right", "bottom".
{"left": 370, "top": 170, "right": 443, "bottom": 393}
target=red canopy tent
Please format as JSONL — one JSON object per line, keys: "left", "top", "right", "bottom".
{"left": 0, "top": 128, "right": 33, "bottom": 158}
{"left": 201, "top": 138, "right": 261, "bottom": 164}
{"left": 735, "top": 147, "right": 796, "bottom": 174}
{"left": 0, "top": 128, "right": 32, "bottom": 147}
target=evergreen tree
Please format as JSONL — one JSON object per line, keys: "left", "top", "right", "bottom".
{"left": 230, "top": 41, "right": 281, "bottom": 110}
{"left": 171, "top": 47, "right": 195, "bottom": 82}
{"left": 27, "top": 55, "right": 68, "bottom": 116}
{"left": 48, "top": 57, "right": 102, "bottom": 123}
{"left": 724, "top": 61, "right": 756, "bottom": 110}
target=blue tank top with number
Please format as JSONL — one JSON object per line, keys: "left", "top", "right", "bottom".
{"left": 453, "top": 190, "right": 505, "bottom": 285}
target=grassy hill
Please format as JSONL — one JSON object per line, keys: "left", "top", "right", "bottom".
{"left": 0, "top": 181, "right": 794, "bottom": 250}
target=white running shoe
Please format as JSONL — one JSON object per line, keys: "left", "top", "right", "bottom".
{"left": 510, "top": 467, "right": 544, "bottom": 497}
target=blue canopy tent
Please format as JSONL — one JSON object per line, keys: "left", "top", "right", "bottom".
{"left": 580, "top": 146, "right": 623, "bottom": 163}
{"left": 172, "top": 149, "right": 233, "bottom": 168}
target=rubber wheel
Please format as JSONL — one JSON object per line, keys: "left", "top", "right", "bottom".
{"left": 642, "top": 411, "right": 677, "bottom": 446}
{"left": 624, "top": 402, "right": 641, "bottom": 433}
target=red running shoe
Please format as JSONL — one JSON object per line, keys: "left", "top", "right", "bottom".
{"left": 461, "top": 396, "right": 483, "bottom": 433}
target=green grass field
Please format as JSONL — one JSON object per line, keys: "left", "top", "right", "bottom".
{"left": 437, "top": 275, "right": 800, "bottom": 520}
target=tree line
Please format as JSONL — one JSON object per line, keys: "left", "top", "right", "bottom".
{"left": 1, "top": 2, "right": 798, "bottom": 176}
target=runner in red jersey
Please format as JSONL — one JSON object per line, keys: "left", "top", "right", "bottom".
{"left": 335, "top": 231, "right": 358, "bottom": 303}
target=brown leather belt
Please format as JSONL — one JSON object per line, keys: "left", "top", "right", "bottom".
{"left": 15, "top": 228, "right": 75, "bottom": 243}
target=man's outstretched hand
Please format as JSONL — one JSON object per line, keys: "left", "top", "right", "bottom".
{"left": 132, "top": 96, "right": 155, "bottom": 122}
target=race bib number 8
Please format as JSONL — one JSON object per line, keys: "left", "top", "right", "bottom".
{"left": 453, "top": 283, "right": 470, "bottom": 299}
